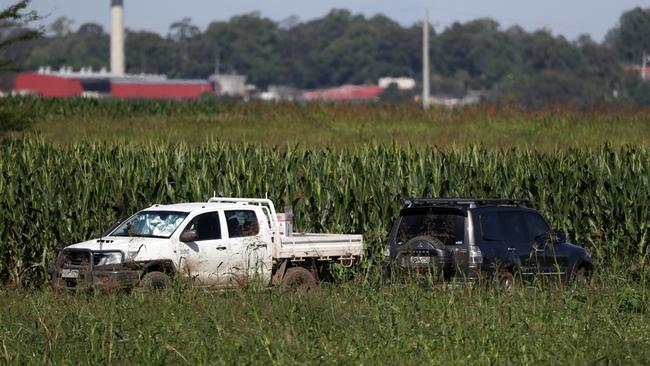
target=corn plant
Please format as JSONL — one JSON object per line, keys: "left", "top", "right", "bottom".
{"left": 0, "top": 139, "right": 648, "bottom": 286}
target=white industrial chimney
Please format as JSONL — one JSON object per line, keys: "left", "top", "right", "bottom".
{"left": 110, "top": 0, "right": 125, "bottom": 75}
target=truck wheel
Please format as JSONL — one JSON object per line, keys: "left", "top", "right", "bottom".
{"left": 138, "top": 271, "right": 172, "bottom": 291}
{"left": 51, "top": 277, "right": 68, "bottom": 294}
{"left": 281, "top": 267, "right": 317, "bottom": 293}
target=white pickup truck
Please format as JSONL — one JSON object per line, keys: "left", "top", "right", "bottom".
{"left": 50, "top": 197, "right": 363, "bottom": 291}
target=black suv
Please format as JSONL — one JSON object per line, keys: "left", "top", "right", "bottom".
{"left": 383, "top": 198, "right": 594, "bottom": 287}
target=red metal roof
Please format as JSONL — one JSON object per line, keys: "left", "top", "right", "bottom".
{"left": 111, "top": 81, "right": 211, "bottom": 100}
{"left": 302, "top": 84, "right": 385, "bottom": 101}
{"left": 13, "top": 71, "right": 212, "bottom": 99}
{"left": 14, "top": 73, "right": 83, "bottom": 97}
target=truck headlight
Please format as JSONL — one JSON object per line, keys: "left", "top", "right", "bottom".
{"left": 96, "top": 252, "right": 123, "bottom": 266}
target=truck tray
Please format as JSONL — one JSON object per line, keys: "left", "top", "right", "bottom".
{"left": 278, "top": 233, "right": 364, "bottom": 260}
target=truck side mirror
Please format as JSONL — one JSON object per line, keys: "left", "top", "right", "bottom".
{"left": 180, "top": 230, "right": 198, "bottom": 242}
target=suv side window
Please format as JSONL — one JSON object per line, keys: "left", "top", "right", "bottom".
{"left": 182, "top": 212, "right": 221, "bottom": 241}
{"left": 225, "top": 210, "right": 259, "bottom": 238}
{"left": 479, "top": 211, "right": 527, "bottom": 243}
{"left": 480, "top": 212, "right": 502, "bottom": 241}
{"left": 499, "top": 211, "right": 527, "bottom": 243}
{"left": 524, "top": 212, "right": 549, "bottom": 242}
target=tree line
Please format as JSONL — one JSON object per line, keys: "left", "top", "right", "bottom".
{"left": 1, "top": 6, "right": 650, "bottom": 106}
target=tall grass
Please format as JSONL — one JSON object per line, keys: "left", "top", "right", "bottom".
{"left": 0, "top": 274, "right": 648, "bottom": 364}
{"left": 0, "top": 139, "right": 648, "bottom": 286}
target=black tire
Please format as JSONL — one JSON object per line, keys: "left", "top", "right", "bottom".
{"left": 572, "top": 267, "right": 589, "bottom": 288}
{"left": 280, "top": 267, "right": 318, "bottom": 293}
{"left": 396, "top": 235, "right": 449, "bottom": 283}
{"left": 51, "top": 277, "right": 69, "bottom": 294}
{"left": 403, "top": 235, "right": 446, "bottom": 252}
{"left": 497, "top": 270, "right": 515, "bottom": 290}
{"left": 138, "top": 271, "right": 172, "bottom": 291}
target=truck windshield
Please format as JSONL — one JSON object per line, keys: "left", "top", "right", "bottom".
{"left": 111, "top": 211, "right": 188, "bottom": 238}
{"left": 397, "top": 209, "right": 466, "bottom": 246}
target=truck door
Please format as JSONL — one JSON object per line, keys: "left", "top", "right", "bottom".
{"left": 177, "top": 211, "right": 230, "bottom": 285}
{"left": 223, "top": 209, "right": 272, "bottom": 287}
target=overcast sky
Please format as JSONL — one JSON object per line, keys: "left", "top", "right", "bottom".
{"left": 26, "top": 0, "right": 647, "bottom": 42}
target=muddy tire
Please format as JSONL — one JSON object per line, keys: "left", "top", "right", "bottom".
{"left": 51, "top": 277, "right": 69, "bottom": 294}
{"left": 280, "top": 267, "right": 318, "bottom": 293}
{"left": 497, "top": 270, "right": 515, "bottom": 290}
{"left": 137, "top": 271, "right": 172, "bottom": 291}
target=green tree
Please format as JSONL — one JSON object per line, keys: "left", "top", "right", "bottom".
{"left": 0, "top": 0, "right": 41, "bottom": 134}
{"left": 126, "top": 30, "right": 171, "bottom": 74}
{"left": 606, "top": 7, "right": 650, "bottom": 63}
{"left": 0, "top": 0, "right": 41, "bottom": 70}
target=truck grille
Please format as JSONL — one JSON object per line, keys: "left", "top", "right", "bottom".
{"left": 59, "top": 250, "right": 98, "bottom": 268}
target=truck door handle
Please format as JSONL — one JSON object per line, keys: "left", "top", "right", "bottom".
{"left": 535, "top": 248, "right": 545, "bottom": 253}
{"left": 216, "top": 246, "right": 227, "bottom": 251}
{"left": 255, "top": 244, "right": 267, "bottom": 248}
{"left": 507, "top": 247, "right": 517, "bottom": 252}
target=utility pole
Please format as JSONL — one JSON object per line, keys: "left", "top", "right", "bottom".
{"left": 422, "top": 9, "right": 430, "bottom": 110}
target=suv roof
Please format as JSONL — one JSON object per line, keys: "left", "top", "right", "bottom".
{"left": 400, "top": 197, "right": 530, "bottom": 210}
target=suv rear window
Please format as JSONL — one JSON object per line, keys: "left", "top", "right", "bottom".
{"left": 396, "top": 208, "right": 466, "bottom": 246}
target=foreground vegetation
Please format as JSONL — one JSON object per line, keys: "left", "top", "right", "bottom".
{"left": 0, "top": 138, "right": 648, "bottom": 286}
{"left": 0, "top": 274, "right": 648, "bottom": 365}
{"left": 3, "top": 97, "right": 650, "bottom": 149}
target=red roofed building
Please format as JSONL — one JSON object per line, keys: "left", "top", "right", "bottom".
{"left": 111, "top": 79, "right": 211, "bottom": 99}
{"left": 302, "top": 84, "right": 385, "bottom": 102}
{"left": 623, "top": 65, "right": 650, "bottom": 80}
{"left": 14, "top": 72, "right": 84, "bottom": 97}
{"left": 13, "top": 68, "right": 212, "bottom": 99}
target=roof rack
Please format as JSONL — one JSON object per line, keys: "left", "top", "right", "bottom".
{"left": 400, "top": 197, "right": 529, "bottom": 209}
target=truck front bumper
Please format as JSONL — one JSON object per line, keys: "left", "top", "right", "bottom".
{"left": 50, "top": 249, "right": 142, "bottom": 290}
{"left": 51, "top": 267, "right": 142, "bottom": 290}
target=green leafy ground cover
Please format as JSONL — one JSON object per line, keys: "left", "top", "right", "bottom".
{"left": 0, "top": 277, "right": 648, "bottom": 365}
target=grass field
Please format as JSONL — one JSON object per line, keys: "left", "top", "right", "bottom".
{"left": 0, "top": 275, "right": 648, "bottom": 365}
{"left": 1, "top": 98, "right": 649, "bottom": 364}
{"left": 4, "top": 98, "right": 650, "bottom": 149}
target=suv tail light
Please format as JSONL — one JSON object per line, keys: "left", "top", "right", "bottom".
{"left": 469, "top": 245, "right": 483, "bottom": 268}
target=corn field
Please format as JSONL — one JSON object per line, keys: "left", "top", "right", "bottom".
{"left": 0, "top": 139, "right": 648, "bottom": 286}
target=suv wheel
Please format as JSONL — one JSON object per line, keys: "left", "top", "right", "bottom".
{"left": 572, "top": 267, "right": 589, "bottom": 287}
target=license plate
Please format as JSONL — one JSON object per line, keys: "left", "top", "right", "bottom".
{"left": 61, "top": 269, "right": 79, "bottom": 278}
{"left": 410, "top": 256, "right": 430, "bottom": 265}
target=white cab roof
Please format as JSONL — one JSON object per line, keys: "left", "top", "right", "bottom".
{"left": 141, "top": 202, "right": 259, "bottom": 213}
